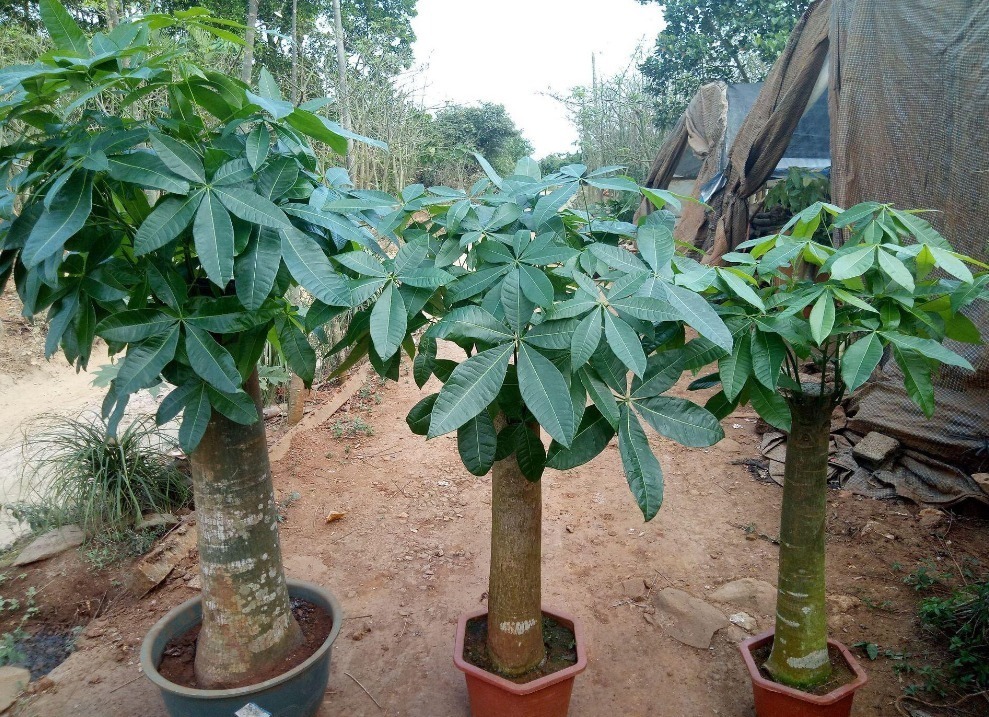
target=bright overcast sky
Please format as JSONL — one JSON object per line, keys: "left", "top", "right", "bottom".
{"left": 411, "top": 0, "right": 666, "bottom": 158}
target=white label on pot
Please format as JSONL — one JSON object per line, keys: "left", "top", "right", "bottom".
{"left": 235, "top": 704, "right": 272, "bottom": 717}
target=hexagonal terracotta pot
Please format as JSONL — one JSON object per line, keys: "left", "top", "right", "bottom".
{"left": 453, "top": 607, "right": 587, "bottom": 717}
{"left": 739, "top": 630, "right": 869, "bottom": 717}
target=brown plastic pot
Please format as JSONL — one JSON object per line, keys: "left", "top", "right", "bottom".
{"left": 739, "top": 630, "right": 869, "bottom": 717}
{"left": 453, "top": 606, "right": 588, "bottom": 717}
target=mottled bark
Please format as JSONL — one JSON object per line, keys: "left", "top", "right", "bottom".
{"left": 487, "top": 415, "right": 544, "bottom": 676}
{"left": 240, "top": 0, "right": 258, "bottom": 84}
{"left": 765, "top": 391, "right": 834, "bottom": 689}
{"left": 190, "top": 370, "right": 301, "bottom": 688}
{"left": 287, "top": 374, "right": 306, "bottom": 425}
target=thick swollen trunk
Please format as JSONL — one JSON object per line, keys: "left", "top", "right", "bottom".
{"left": 487, "top": 415, "right": 544, "bottom": 676}
{"left": 190, "top": 371, "right": 302, "bottom": 688}
{"left": 765, "top": 391, "right": 834, "bottom": 689}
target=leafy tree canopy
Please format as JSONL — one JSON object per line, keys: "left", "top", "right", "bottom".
{"left": 637, "top": 0, "right": 811, "bottom": 128}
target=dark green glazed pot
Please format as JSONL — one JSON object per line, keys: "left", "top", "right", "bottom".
{"left": 140, "top": 579, "right": 342, "bottom": 717}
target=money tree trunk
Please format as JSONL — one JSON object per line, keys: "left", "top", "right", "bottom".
{"left": 764, "top": 389, "right": 834, "bottom": 689}
{"left": 189, "top": 370, "right": 302, "bottom": 688}
{"left": 486, "top": 415, "right": 544, "bottom": 676}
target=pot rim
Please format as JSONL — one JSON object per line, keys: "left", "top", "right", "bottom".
{"left": 139, "top": 578, "right": 342, "bottom": 700}
{"left": 739, "top": 629, "right": 869, "bottom": 705}
{"left": 453, "top": 605, "right": 588, "bottom": 696}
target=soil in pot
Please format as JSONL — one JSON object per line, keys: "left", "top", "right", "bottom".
{"left": 751, "top": 641, "right": 857, "bottom": 696}
{"left": 157, "top": 596, "right": 333, "bottom": 689}
{"left": 462, "top": 614, "right": 578, "bottom": 684}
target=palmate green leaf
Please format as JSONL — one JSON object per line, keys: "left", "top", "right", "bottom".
{"left": 501, "top": 268, "right": 535, "bottom": 332}
{"left": 523, "top": 318, "right": 580, "bottom": 350}
{"left": 147, "top": 259, "right": 188, "bottom": 309}
{"left": 157, "top": 382, "right": 199, "bottom": 424}
{"left": 660, "top": 283, "right": 733, "bottom": 352}
{"left": 579, "top": 367, "right": 620, "bottom": 428}
{"left": 618, "top": 405, "right": 663, "bottom": 521}
{"left": 134, "top": 192, "right": 204, "bottom": 255}
{"left": 829, "top": 245, "right": 876, "bottom": 280}
{"left": 369, "top": 282, "right": 407, "bottom": 360}
{"left": 876, "top": 248, "right": 915, "bottom": 291}
{"left": 212, "top": 158, "right": 254, "bottom": 186}
{"left": 428, "top": 343, "right": 513, "bottom": 438}
{"left": 518, "top": 264, "right": 555, "bottom": 307}
{"left": 413, "top": 336, "right": 437, "bottom": 389}
{"left": 22, "top": 171, "right": 93, "bottom": 267}
{"left": 426, "top": 305, "right": 512, "bottom": 345}
{"left": 603, "top": 310, "right": 646, "bottom": 377}
{"left": 631, "top": 350, "right": 688, "bottom": 399}
{"left": 585, "top": 175, "right": 640, "bottom": 193}
{"left": 546, "top": 406, "right": 615, "bottom": 470}
{"left": 719, "top": 330, "right": 752, "bottom": 402}
{"left": 751, "top": 329, "right": 787, "bottom": 390}
{"left": 587, "top": 243, "right": 648, "bottom": 274}
{"left": 894, "top": 347, "right": 934, "bottom": 417}
{"left": 927, "top": 246, "right": 974, "bottom": 283}
{"left": 213, "top": 186, "right": 289, "bottom": 229}
{"left": 184, "top": 296, "right": 263, "bottom": 333}
{"left": 178, "top": 384, "right": 211, "bottom": 454}
{"left": 280, "top": 227, "right": 351, "bottom": 306}
{"left": 257, "top": 158, "right": 300, "bottom": 201}
{"left": 150, "top": 134, "right": 205, "bottom": 183}
{"left": 748, "top": 381, "right": 791, "bottom": 432}
{"left": 880, "top": 331, "right": 972, "bottom": 369}
{"left": 809, "top": 291, "right": 836, "bottom": 345}
{"left": 719, "top": 268, "right": 765, "bottom": 310}
{"left": 633, "top": 395, "right": 724, "bottom": 448}
{"left": 40, "top": 0, "right": 89, "bottom": 55}
{"left": 96, "top": 309, "right": 176, "bottom": 343}
{"left": 276, "top": 317, "right": 316, "bottom": 385}
{"left": 206, "top": 386, "right": 258, "bottom": 425}
{"left": 457, "top": 411, "right": 497, "bottom": 476}
{"left": 446, "top": 266, "right": 508, "bottom": 303}
{"left": 705, "top": 390, "right": 739, "bottom": 420}
{"left": 406, "top": 393, "right": 438, "bottom": 435}
{"left": 107, "top": 153, "right": 191, "bottom": 194}
{"left": 570, "top": 309, "right": 602, "bottom": 369}
{"left": 610, "top": 295, "right": 679, "bottom": 323}
{"left": 532, "top": 182, "right": 578, "bottom": 230}
{"left": 235, "top": 227, "right": 281, "bottom": 311}
{"left": 841, "top": 332, "right": 883, "bottom": 392}
{"left": 194, "top": 191, "right": 235, "bottom": 287}
{"left": 116, "top": 325, "right": 180, "bottom": 393}
{"left": 518, "top": 343, "right": 575, "bottom": 447}
{"left": 246, "top": 124, "right": 270, "bottom": 171}
{"left": 513, "top": 422, "right": 546, "bottom": 481}
{"left": 184, "top": 324, "right": 241, "bottom": 393}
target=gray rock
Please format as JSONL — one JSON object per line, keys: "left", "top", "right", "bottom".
{"left": 852, "top": 431, "right": 900, "bottom": 467}
{"left": 972, "top": 473, "right": 989, "bottom": 495}
{"left": 13, "top": 526, "right": 85, "bottom": 566}
{"left": 709, "top": 578, "right": 777, "bottom": 617}
{"left": 136, "top": 513, "right": 179, "bottom": 530}
{"left": 0, "top": 666, "right": 30, "bottom": 711}
{"left": 651, "top": 588, "right": 728, "bottom": 649}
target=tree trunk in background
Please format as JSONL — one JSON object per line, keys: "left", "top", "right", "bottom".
{"left": 487, "top": 415, "right": 544, "bottom": 676}
{"left": 764, "top": 391, "right": 834, "bottom": 689}
{"left": 331, "top": 0, "right": 352, "bottom": 171}
{"left": 105, "top": 0, "right": 119, "bottom": 29}
{"left": 286, "top": 374, "right": 306, "bottom": 425}
{"left": 290, "top": 0, "right": 299, "bottom": 104}
{"left": 241, "top": 0, "right": 259, "bottom": 84}
{"left": 190, "top": 370, "right": 302, "bottom": 688}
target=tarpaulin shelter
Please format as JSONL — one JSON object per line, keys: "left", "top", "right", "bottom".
{"left": 637, "top": 0, "right": 989, "bottom": 507}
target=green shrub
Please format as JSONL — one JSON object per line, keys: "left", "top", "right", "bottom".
{"left": 10, "top": 415, "right": 190, "bottom": 533}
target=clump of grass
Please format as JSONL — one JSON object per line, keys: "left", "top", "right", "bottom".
{"left": 329, "top": 417, "right": 374, "bottom": 439}
{"left": 919, "top": 579, "right": 989, "bottom": 693}
{"left": 9, "top": 415, "right": 190, "bottom": 534}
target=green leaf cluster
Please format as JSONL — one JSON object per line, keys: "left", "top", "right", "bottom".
{"left": 339, "top": 159, "right": 731, "bottom": 521}
{"left": 697, "top": 202, "right": 986, "bottom": 428}
{"left": 0, "top": 2, "right": 386, "bottom": 453}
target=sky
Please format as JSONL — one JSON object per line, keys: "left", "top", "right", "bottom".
{"left": 410, "top": 0, "right": 666, "bottom": 159}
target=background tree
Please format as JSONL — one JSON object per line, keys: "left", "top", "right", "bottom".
{"left": 417, "top": 103, "right": 533, "bottom": 188}
{"left": 637, "top": 0, "right": 810, "bottom": 129}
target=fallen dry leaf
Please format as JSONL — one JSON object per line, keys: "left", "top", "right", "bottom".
{"left": 325, "top": 511, "right": 346, "bottom": 524}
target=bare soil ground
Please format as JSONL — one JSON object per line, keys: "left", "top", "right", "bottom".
{"left": 4, "top": 339, "right": 988, "bottom": 717}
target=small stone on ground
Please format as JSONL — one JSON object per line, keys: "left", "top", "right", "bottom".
{"left": 13, "top": 526, "right": 85, "bottom": 566}
{"left": 650, "top": 588, "right": 728, "bottom": 649}
{"left": 0, "top": 666, "right": 30, "bottom": 711}
{"left": 709, "top": 578, "right": 777, "bottom": 617}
